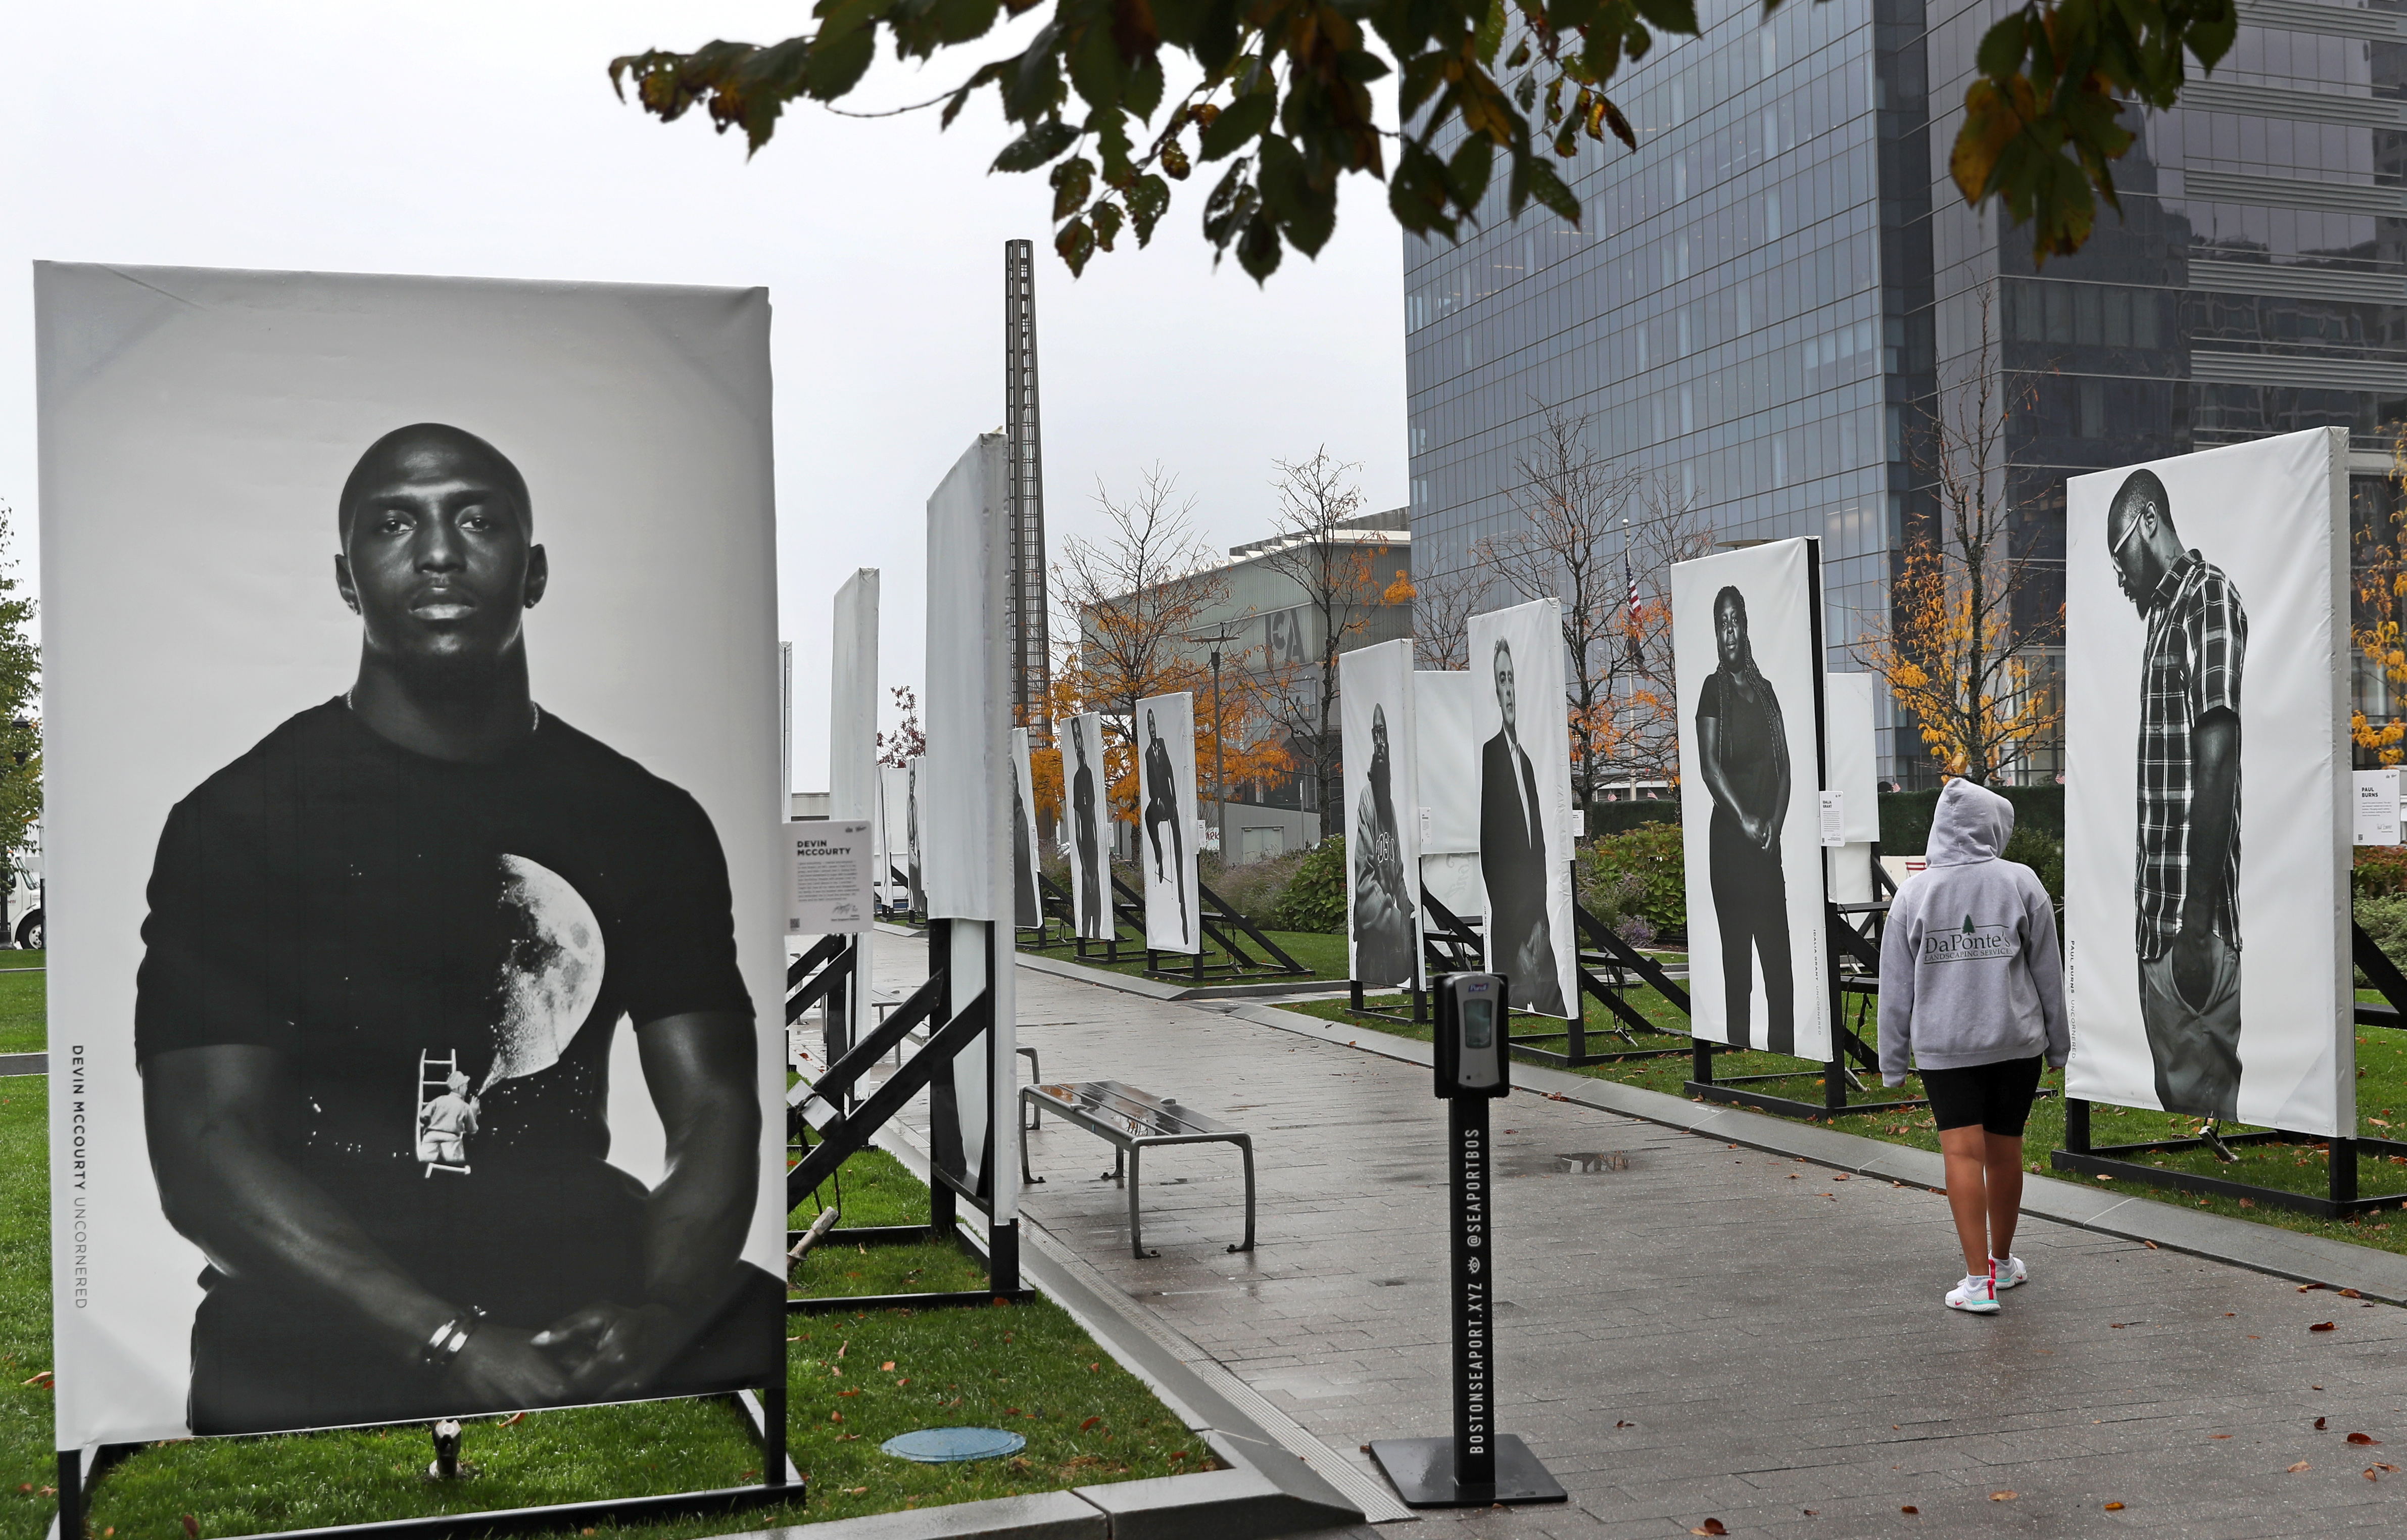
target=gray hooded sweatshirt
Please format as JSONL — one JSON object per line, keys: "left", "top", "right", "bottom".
{"left": 1878, "top": 778, "right": 2068, "bottom": 1085}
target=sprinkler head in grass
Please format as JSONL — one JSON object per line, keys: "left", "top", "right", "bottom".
{"left": 427, "top": 1419, "right": 470, "bottom": 1480}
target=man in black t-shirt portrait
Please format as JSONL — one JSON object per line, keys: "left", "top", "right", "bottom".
{"left": 135, "top": 422, "right": 780, "bottom": 1435}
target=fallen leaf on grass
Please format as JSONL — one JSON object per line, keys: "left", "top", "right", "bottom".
{"left": 499, "top": 1412, "right": 524, "bottom": 1428}
{"left": 180, "top": 1518, "right": 197, "bottom": 1539}
{"left": 829, "top": 1411, "right": 843, "bottom": 1424}
{"left": 1081, "top": 1416, "right": 1101, "bottom": 1430}
{"left": 881, "top": 1361, "right": 895, "bottom": 1371}
{"left": 842, "top": 1486, "right": 868, "bottom": 1496}
{"left": 2288, "top": 1461, "right": 2312, "bottom": 1472}
{"left": 1690, "top": 1522, "right": 1728, "bottom": 1536}
{"left": 2348, "top": 1432, "right": 2380, "bottom": 1445}
{"left": 2311, "top": 1322, "right": 2337, "bottom": 1332}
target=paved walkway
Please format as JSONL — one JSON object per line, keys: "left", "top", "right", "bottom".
{"left": 876, "top": 936, "right": 2407, "bottom": 1537}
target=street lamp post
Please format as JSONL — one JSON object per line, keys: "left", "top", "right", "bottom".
{"left": 1192, "top": 627, "right": 1243, "bottom": 864}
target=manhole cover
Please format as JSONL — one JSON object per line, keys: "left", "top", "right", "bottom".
{"left": 880, "top": 1427, "right": 1028, "bottom": 1463}
{"left": 1556, "top": 1151, "right": 1633, "bottom": 1173}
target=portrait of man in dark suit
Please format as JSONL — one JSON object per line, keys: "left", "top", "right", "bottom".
{"left": 1479, "top": 637, "right": 1566, "bottom": 1015}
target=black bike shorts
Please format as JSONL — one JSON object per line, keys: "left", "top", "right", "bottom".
{"left": 1919, "top": 1054, "right": 2044, "bottom": 1136}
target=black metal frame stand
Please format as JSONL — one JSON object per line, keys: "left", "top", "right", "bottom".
{"left": 60, "top": 1389, "right": 795, "bottom": 1540}
{"left": 2043, "top": 922, "right": 2407, "bottom": 1217}
{"left": 1368, "top": 1094, "right": 1564, "bottom": 1508}
{"left": 1135, "top": 876, "right": 1310, "bottom": 983}
{"left": 785, "top": 918, "right": 1034, "bottom": 1313}
{"left": 1684, "top": 902, "right": 1929, "bottom": 1121}
{"left": 2050, "top": 1098, "right": 2407, "bottom": 1218}
{"left": 1503, "top": 895, "right": 1700, "bottom": 1068}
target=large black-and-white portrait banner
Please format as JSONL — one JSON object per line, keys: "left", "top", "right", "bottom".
{"left": 38, "top": 264, "right": 790, "bottom": 1446}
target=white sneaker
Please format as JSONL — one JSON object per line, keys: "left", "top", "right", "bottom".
{"left": 1947, "top": 1267, "right": 2000, "bottom": 1314}
{"left": 1991, "top": 1254, "right": 2028, "bottom": 1290}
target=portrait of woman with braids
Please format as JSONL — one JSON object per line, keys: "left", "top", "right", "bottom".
{"left": 1696, "top": 584, "right": 1796, "bottom": 1054}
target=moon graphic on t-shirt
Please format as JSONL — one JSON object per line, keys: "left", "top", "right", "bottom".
{"left": 483, "top": 854, "right": 606, "bottom": 1091}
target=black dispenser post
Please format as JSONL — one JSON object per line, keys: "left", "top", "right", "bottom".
{"left": 1369, "top": 973, "right": 1566, "bottom": 1508}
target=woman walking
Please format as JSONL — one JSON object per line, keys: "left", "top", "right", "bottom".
{"left": 1879, "top": 777, "right": 2068, "bottom": 1313}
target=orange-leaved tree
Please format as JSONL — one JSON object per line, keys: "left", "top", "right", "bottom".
{"left": 2349, "top": 431, "right": 2407, "bottom": 764}
{"left": 1049, "top": 465, "right": 1291, "bottom": 828}
{"left": 1857, "top": 284, "right": 2059, "bottom": 784}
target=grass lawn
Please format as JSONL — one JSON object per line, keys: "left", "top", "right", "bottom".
{"left": 0, "top": 957, "right": 42, "bottom": 1056}
{"left": 0, "top": 1047, "right": 1199, "bottom": 1537}
{"left": 1020, "top": 927, "right": 1348, "bottom": 983}
{"left": 1304, "top": 987, "right": 2407, "bottom": 1260}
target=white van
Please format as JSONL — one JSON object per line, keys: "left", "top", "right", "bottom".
{"left": 4, "top": 822, "right": 40, "bottom": 949}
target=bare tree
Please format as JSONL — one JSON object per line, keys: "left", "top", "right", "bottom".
{"left": 1474, "top": 409, "right": 1656, "bottom": 817}
{"left": 1411, "top": 563, "right": 1489, "bottom": 671}
{"left": 1857, "top": 284, "right": 2061, "bottom": 785}
{"left": 1052, "top": 465, "right": 1288, "bottom": 819}
{"left": 1249, "top": 448, "right": 1403, "bottom": 825}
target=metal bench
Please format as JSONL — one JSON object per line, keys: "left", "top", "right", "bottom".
{"left": 1017, "top": 1080, "right": 1257, "bottom": 1260}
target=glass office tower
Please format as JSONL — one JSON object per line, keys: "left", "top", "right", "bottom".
{"left": 1405, "top": 0, "right": 2407, "bottom": 781}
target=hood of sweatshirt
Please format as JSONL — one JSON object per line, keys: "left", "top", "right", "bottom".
{"left": 1924, "top": 778, "right": 2014, "bottom": 866}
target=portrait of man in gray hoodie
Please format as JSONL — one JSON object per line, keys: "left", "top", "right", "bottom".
{"left": 2105, "top": 468, "right": 2246, "bottom": 1121}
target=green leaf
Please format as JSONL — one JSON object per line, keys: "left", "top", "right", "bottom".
{"left": 994, "top": 117, "right": 1082, "bottom": 172}
{"left": 1127, "top": 52, "right": 1167, "bottom": 119}
{"left": 1628, "top": 0, "right": 1697, "bottom": 36}
{"left": 1237, "top": 209, "right": 1284, "bottom": 281}
{"left": 1550, "top": 0, "right": 1605, "bottom": 33}
{"left": 1199, "top": 91, "right": 1275, "bottom": 159}
{"left": 1091, "top": 199, "right": 1126, "bottom": 250}
{"left": 1055, "top": 217, "right": 1098, "bottom": 275}
{"left": 1475, "top": 0, "right": 1508, "bottom": 66}
{"left": 803, "top": 22, "right": 877, "bottom": 99}
{"left": 1974, "top": 12, "right": 2027, "bottom": 81}
{"left": 1050, "top": 156, "right": 1096, "bottom": 218}
{"left": 1256, "top": 134, "right": 1335, "bottom": 254}
{"left": 1127, "top": 173, "right": 1173, "bottom": 243}
{"left": 1513, "top": 155, "right": 1582, "bottom": 222}
{"left": 1194, "top": 0, "right": 1239, "bottom": 72}
{"left": 1448, "top": 133, "right": 1495, "bottom": 209}
{"left": 1069, "top": 21, "right": 1124, "bottom": 112}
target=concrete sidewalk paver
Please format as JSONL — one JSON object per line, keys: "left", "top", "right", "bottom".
{"left": 870, "top": 937, "right": 2407, "bottom": 1536}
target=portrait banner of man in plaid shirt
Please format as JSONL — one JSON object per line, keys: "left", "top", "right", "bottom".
{"left": 2106, "top": 468, "right": 2248, "bottom": 1119}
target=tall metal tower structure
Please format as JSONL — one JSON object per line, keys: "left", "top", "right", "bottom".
{"left": 1003, "top": 239, "right": 1052, "bottom": 747}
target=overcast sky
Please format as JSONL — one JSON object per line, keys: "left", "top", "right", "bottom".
{"left": 0, "top": 2, "right": 1407, "bottom": 787}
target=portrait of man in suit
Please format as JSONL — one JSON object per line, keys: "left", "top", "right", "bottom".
{"left": 1478, "top": 637, "right": 1566, "bottom": 1015}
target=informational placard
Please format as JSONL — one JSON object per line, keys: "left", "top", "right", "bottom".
{"left": 36, "top": 264, "right": 788, "bottom": 1446}
{"left": 2354, "top": 769, "right": 2401, "bottom": 847}
{"left": 786, "top": 819, "right": 875, "bottom": 933}
{"left": 1466, "top": 601, "right": 1578, "bottom": 1019}
{"left": 1064, "top": 712, "right": 1113, "bottom": 941}
{"left": 1342, "top": 640, "right": 1421, "bottom": 988}
{"left": 1670, "top": 538, "right": 1831, "bottom": 1060}
{"left": 1135, "top": 691, "right": 1201, "bottom": 953}
{"left": 1817, "top": 791, "right": 1846, "bottom": 847}
{"left": 2063, "top": 427, "right": 2349, "bottom": 1135}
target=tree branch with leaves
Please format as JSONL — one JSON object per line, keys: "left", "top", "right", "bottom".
{"left": 609, "top": 0, "right": 2234, "bottom": 281}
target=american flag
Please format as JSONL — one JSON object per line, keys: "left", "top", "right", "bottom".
{"left": 1625, "top": 561, "right": 1641, "bottom": 623}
